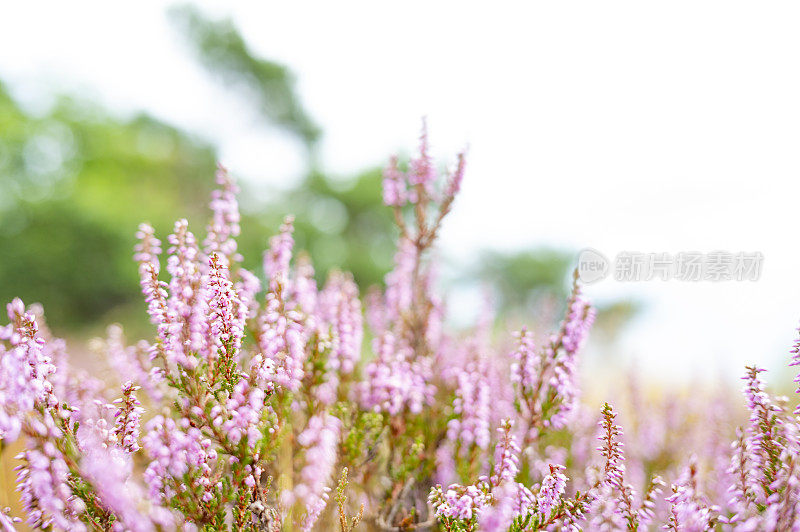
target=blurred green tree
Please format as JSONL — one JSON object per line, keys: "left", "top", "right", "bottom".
{"left": 169, "top": 4, "right": 320, "bottom": 152}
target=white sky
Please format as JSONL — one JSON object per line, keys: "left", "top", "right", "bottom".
{"left": 2, "top": 1, "right": 800, "bottom": 384}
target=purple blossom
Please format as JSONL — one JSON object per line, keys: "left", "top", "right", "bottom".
{"left": 538, "top": 464, "right": 568, "bottom": 520}
{"left": 318, "top": 271, "right": 363, "bottom": 375}
{"left": 80, "top": 432, "right": 154, "bottom": 532}
{"left": 382, "top": 155, "right": 406, "bottom": 207}
{"left": 447, "top": 363, "right": 492, "bottom": 453}
{"left": 113, "top": 381, "right": 144, "bottom": 453}
{"left": 206, "top": 253, "right": 245, "bottom": 376}
{"left": 287, "top": 414, "right": 341, "bottom": 531}
{"left": 0, "top": 299, "right": 57, "bottom": 442}
{"left": 491, "top": 420, "right": 520, "bottom": 486}
{"left": 358, "top": 331, "right": 433, "bottom": 415}
{"left": 142, "top": 416, "right": 219, "bottom": 504}
{"left": 165, "top": 218, "right": 206, "bottom": 368}
{"left": 15, "top": 415, "right": 85, "bottom": 531}
{"left": 264, "top": 216, "right": 295, "bottom": 292}
{"left": 204, "top": 164, "right": 242, "bottom": 264}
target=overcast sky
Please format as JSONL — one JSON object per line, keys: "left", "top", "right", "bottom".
{"left": 3, "top": 1, "right": 800, "bottom": 384}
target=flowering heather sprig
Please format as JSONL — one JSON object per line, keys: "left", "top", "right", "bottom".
{"left": 142, "top": 416, "right": 220, "bottom": 506}
{"left": 358, "top": 331, "right": 433, "bottom": 415}
{"left": 0, "top": 299, "right": 56, "bottom": 442}
{"left": 15, "top": 444, "right": 85, "bottom": 531}
{"left": 429, "top": 482, "right": 491, "bottom": 523}
{"left": 264, "top": 216, "right": 295, "bottom": 292}
{"left": 664, "top": 458, "right": 720, "bottom": 531}
{"left": 206, "top": 252, "right": 245, "bottom": 384}
{"left": 165, "top": 218, "right": 206, "bottom": 366}
{"left": 256, "top": 217, "right": 311, "bottom": 392}
{"left": 79, "top": 433, "right": 156, "bottom": 532}
{"left": 382, "top": 155, "right": 406, "bottom": 207}
{"left": 491, "top": 419, "right": 520, "bottom": 486}
{"left": 789, "top": 319, "right": 800, "bottom": 413}
{"left": 408, "top": 119, "right": 436, "bottom": 196}
{"left": 204, "top": 163, "right": 242, "bottom": 264}
{"left": 288, "top": 414, "right": 341, "bottom": 531}
{"left": 727, "top": 426, "right": 754, "bottom": 521}
{"left": 537, "top": 464, "right": 569, "bottom": 521}
{"left": 135, "top": 224, "right": 176, "bottom": 366}
{"left": 510, "top": 278, "right": 595, "bottom": 439}
{"left": 638, "top": 475, "right": 665, "bottom": 527}
{"left": 596, "top": 402, "right": 638, "bottom": 530}
{"left": 318, "top": 272, "right": 363, "bottom": 376}
{"left": 476, "top": 480, "right": 517, "bottom": 531}
{"left": 113, "top": 381, "right": 144, "bottom": 453}
{"left": 447, "top": 363, "right": 492, "bottom": 457}
{"left": 216, "top": 378, "right": 271, "bottom": 448}
{"left": 134, "top": 222, "right": 162, "bottom": 272}
{"left": 742, "top": 365, "right": 784, "bottom": 503}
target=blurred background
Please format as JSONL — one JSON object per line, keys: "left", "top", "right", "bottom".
{"left": 1, "top": 0, "right": 800, "bottom": 390}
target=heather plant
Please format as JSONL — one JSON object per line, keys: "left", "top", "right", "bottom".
{"left": 2, "top": 124, "right": 800, "bottom": 531}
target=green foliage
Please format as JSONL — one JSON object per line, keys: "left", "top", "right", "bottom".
{"left": 169, "top": 4, "right": 320, "bottom": 150}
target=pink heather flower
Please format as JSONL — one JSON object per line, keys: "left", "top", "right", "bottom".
{"left": 15, "top": 416, "right": 86, "bottom": 531}
{"left": 383, "top": 237, "right": 417, "bottom": 323}
{"left": 726, "top": 427, "right": 754, "bottom": 522}
{"left": 791, "top": 320, "right": 800, "bottom": 413}
{"left": 665, "top": 458, "right": 720, "bottom": 531}
{"left": 538, "top": 464, "right": 568, "bottom": 520}
{"left": 598, "top": 403, "right": 626, "bottom": 492}
{"left": 203, "top": 164, "right": 242, "bottom": 264}
{"left": 216, "top": 378, "right": 268, "bottom": 448}
{"left": 133, "top": 222, "right": 162, "bottom": 271}
{"left": 358, "top": 331, "right": 434, "bottom": 415}
{"left": 447, "top": 363, "right": 492, "bottom": 453}
{"left": 561, "top": 292, "right": 596, "bottom": 356}
{"left": 165, "top": 218, "right": 206, "bottom": 367}
{"left": 142, "top": 416, "right": 219, "bottom": 504}
{"left": 430, "top": 483, "right": 491, "bottom": 522}
{"left": 264, "top": 216, "right": 295, "bottom": 292}
{"left": 289, "top": 414, "right": 341, "bottom": 531}
{"left": 0, "top": 299, "right": 57, "bottom": 442}
{"left": 318, "top": 272, "right": 363, "bottom": 375}
{"left": 444, "top": 150, "right": 467, "bottom": 200}
{"left": 206, "top": 253, "right": 245, "bottom": 371}
{"left": 510, "top": 328, "right": 537, "bottom": 397}
{"left": 80, "top": 433, "right": 153, "bottom": 532}
{"left": 382, "top": 155, "right": 406, "bottom": 207}
{"left": 491, "top": 419, "right": 520, "bottom": 486}
{"left": 237, "top": 267, "right": 262, "bottom": 320}
{"left": 258, "top": 292, "right": 307, "bottom": 392}
{"left": 408, "top": 118, "right": 436, "bottom": 196}
{"left": 478, "top": 481, "right": 517, "bottom": 531}
{"left": 135, "top": 226, "right": 175, "bottom": 364}
{"left": 113, "top": 381, "right": 144, "bottom": 453}
{"left": 289, "top": 254, "right": 318, "bottom": 316}
{"left": 741, "top": 365, "right": 787, "bottom": 505}
{"left": 549, "top": 289, "right": 595, "bottom": 429}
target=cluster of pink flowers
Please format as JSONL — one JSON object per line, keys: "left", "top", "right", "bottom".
{"left": 4, "top": 124, "right": 800, "bottom": 531}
